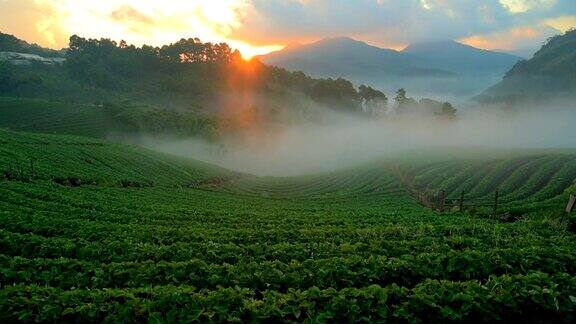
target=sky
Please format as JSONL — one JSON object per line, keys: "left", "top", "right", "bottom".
{"left": 0, "top": 0, "right": 574, "bottom": 58}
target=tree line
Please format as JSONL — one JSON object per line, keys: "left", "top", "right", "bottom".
{"left": 0, "top": 33, "right": 457, "bottom": 139}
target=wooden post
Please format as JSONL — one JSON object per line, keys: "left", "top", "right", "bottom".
{"left": 493, "top": 189, "right": 499, "bottom": 215}
{"left": 459, "top": 191, "right": 465, "bottom": 212}
{"left": 439, "top": 190, "right": 446, "bottom": 213}
{"left": 566, "top": 195, "right": 576, "bottom": 213}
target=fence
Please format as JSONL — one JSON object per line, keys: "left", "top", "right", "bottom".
{"left": 389, "top": 166, "right": 500, "bottom": 214}
{"left": 439, "top": 190, "right": 500, "bottom": 215}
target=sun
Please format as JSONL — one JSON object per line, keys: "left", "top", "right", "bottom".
{"left": 231, "top": 41, "right": 284, "bottom": 60}
{"left": 33, "top": 0, "right": 281, "bottom": 57}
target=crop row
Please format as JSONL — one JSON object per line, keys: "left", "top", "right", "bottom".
{"left": 1, "top": 227, "right": 573, "bottom": 265}
{"left": 1, "top": 245, "right": 574, "bottom": 291}
{"left": 403, "top": 155, "right": 576, "bottom": 208}
{"left": 0, "top": 130, "right": 231, "bottom": 187}
{"left": 223, "top": 167, "right": 401, "bottom": 199}
{"left": 1, "top": 272, "right": 574, "bottom": 323}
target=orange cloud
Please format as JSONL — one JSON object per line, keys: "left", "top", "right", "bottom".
{"left": 460, "top": 25, "right": 549, "bottom": 51}
{"left": 0, "top": 0, "right": 67, "bottom": 47}
{"left": 0, "top": 0, "right": 281, "bottom": 59}
{"left": 542, "top": 15, "right": 576, "bottom": 32}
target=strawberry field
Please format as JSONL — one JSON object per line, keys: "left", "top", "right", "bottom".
{"left": 1, "top": 130, "right": 575, "bottom": 322}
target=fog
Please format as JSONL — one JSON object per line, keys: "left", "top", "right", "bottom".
{"left": 356, "top": 74, "right": 507, "bottom": 104}
{"left": 138, "top": 104, "right": 576, "bottom": 177}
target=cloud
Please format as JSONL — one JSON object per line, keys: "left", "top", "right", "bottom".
{"left": 110, "top": 5, "right": 154, "bottom": 26}
{"left": 28, "top": 0, "right": 249, "bottom": 44}
{"left": 0, "top": 0, "right": 574, "bottom": 54}
{"left": 231, "top": 0, "right": 575, "bottom": 48}
{"left": 460, "top": 24, "right": 559, "bottom": 56}
{"left": 542, "top": 15, "right": 576, "bottom": 32}
{"left": 460, "top": 13, "right": 575, "bottom": 56}
{"left": 0, "top": 0, "right": 66, "bottom": 47}
{"left": 499, "top": 0, "right": 556, "bottom": 14}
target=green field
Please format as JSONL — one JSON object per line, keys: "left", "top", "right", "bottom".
{"left": 0, "top": 97, "right": 117, "bottom": 138}
{"left": 1, "top": 129, "right": 576, "bottom": 322}
{"left": 392, "top": 150, "right": 576, "bottom": 213}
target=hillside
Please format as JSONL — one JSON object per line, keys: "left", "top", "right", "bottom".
{"left": 0, "top": 32, "right": 64, "bottom": 58}
{"left": 0, "top": 97, "right": 117, "bottom": 138}
{"left": 394, "top": 151, "right": 576, "bottom": 213}
{"left": 0, "top": 129, "right": 233, "bottom": 187}
{"left": 1, "top": 130, "right": 575, "bottom": 321}
{"left": 479, "top": 29, "right": 576, "bottom": 103}
{"left": 0, "top": 97, "right": 221, "bottom": 139}
{"left": 259, "top": 37, "right": 522, "bottom": 98}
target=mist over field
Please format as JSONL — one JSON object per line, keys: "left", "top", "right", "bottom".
{"left": 139, "top": 103, "right": 576, "bottom": 176}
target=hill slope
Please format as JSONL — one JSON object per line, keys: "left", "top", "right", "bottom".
{"left": 479, "top": 29, "right": 576, "bottom": 102}
{"left": 0, "top": 97, "right": 117, "bottom": 138}
{"left": 0, "top": 32, "right": 64, "bottom": 58}
{"left": 0, "top": 129, "right": 233, "bottom": 187}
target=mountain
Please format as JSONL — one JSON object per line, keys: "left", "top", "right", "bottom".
{"left": 259, "top": 37, "right": 451, "bottom": 78}
{"left": 402, "top": 40, "right": 522, "bottom": 76}
{"left": 259, "top": 37, "right": 522, "bottom": 100}
{"left": 479, "top": 29, "right": 576, "bottom": 103}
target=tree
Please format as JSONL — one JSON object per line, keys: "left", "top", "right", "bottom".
{"left": 0, "top": 32, "right": 63, "bottom": 57}
{"left": 0, "top": 61, "right": 15, "bottom": 94}
{"left": 310, "top": 78, "right": 362, "bottom": 112}
{"left": 394, "top": 88, "right": 417, "bottom": 113}
{"left": 359, "top": 85, "right": 387, "bottom": 115}
{"left": 394, "top": 88, "right": 407, "bottom": 106}
{"left": 439, "top": 102, "right": 457, "bottom": 120}
{"left": 159, "top": 38, "right": 241, "bottom": 64}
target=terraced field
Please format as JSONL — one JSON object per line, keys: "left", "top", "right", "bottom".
{"left": 1, "top": 130, "right": 575, "bottom": 322}
{"left": 398, "top": 152, "right": 576, "bottom": 212}
{"left": 0, "top": 130, "right": 232, "bottom": 187}
{"left": 0, "top": 97, "right": 116, "bottom": 138}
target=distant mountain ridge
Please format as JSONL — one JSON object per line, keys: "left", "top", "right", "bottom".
{"left": 259, "top": 37, "right": 453, "bottom": 78}
{"left": 258, "top": 37, "right": 523, "bottom": 99}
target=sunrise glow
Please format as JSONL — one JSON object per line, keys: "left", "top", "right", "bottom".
{"left": 30, "top": 0, "right": 281, "bottom": 58}
{"left": 0, "top": 0, "right": 573, "bottom": 58}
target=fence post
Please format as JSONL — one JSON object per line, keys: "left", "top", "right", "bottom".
{"left": 439, "top": 190, "right": 446, "bottom": 213}
{"left": 566, "top": 195, "right": 576, "bottom": 214}
{"left": 493, "top": 189, "right": 499, "bottom": 215}
{"left": 459, "top": 191, "right": 465, "bottom": 212}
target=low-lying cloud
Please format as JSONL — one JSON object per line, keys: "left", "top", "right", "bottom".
{"left": 139, "top": 103, "right": 576, "bottom": 177}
